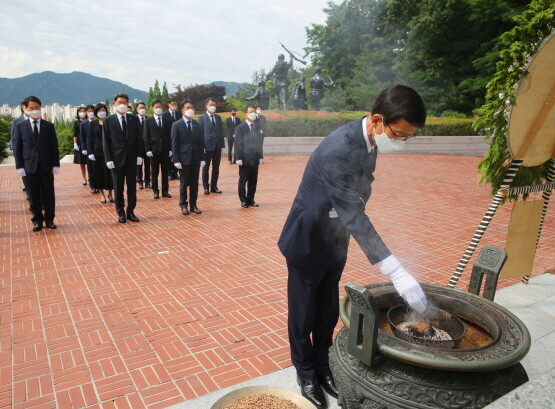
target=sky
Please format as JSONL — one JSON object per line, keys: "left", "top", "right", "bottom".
{"left": 0, "top": 1, "right": 331, "bottom": 93}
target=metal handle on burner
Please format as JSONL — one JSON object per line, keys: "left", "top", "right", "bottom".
{"left": 468, "top": 246, "right": 507, "bottom": 301}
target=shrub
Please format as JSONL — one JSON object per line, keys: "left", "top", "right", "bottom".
{"left": 0, "top": 115, "right": 11, "bottom": 163}
{"left": 55, "top": 120, "right": 75, "bottom": 157}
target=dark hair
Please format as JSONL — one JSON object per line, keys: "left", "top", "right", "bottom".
{"left": 113, "top": 93, "right": 129, "bottom": 102}
{"left": 24, "top": 96, "right": 42, "bottom": 107}
{"left": 168, "top": 97, "right": 178, "bottom": 104}
{"left": 76, "top": 106, "right": 86, "bottom": 119}
{"left": 20, "top": 97, "right": 29, "bottom": 107}
{"left": 179, "top": 99, "right": 194, "bottom": 110}
{"left": 151, "top": 99, "right": 162, "bottom": 107}
{"left": 85, "top": 104, "right": 95, "bottom": 111}
{"left": 136, "top": 101, "right": 146, "bottom": 108}
{"left": 371, "top": 85, "right": 426, "bottom": 127}
{"left": 246, "top": 105, "right": 257, "bottom": 112}
{"left": 94, "top": 103, "right": 108, "bottom": 117}
{"left": 205, "top": 97, "right": 217, "bottom": 105}
{"left": 230, "top": 108, "right": 237, "bottom": 112}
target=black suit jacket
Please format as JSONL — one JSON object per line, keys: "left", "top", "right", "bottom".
{"left": 234, "top": 122, "right": 264, "bottom": 166}
{"left": 162, "top": 110, "right": 180, "bottom": 125}
{"left": 102, "top": 113, "right": 144, "bottom": 167}
{"left": 87, "top": 120, "right": 104, "bottom": 158}
{"left": 226, "top": 116, "right": 241, "bottom": 139}
{"left": 144, "top": 115, "right": 172, "bottom": 156}
{"left": 171, "top": 118, "right": 205, "bottom": 166}
{"left": 278, "top": 117, "right": 391, "bottom": 273}
{"left": 197, "top": 112, "right": 224, "bottom": 151}
{"left": 13, "top": 118, "right": 60, "bottom": 174}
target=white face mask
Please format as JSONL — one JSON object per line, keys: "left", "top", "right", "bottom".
{"left": 97, "top": 111, "right": 107, "bottom": 119}
{"left": 138, "top": 109, "right": 146, "bottom": 115}
{"left": 78, "top": 112, "right": 86, "bottom": 118}
{"left": 87, "top": 112, "right": 95, "bottom": 119}
{"left": 153, "top": 108, "right": 163, "bottom": 115}
{"left": 207, "top": 105, "right": 216, "bottom": 113}
{"left": 256, "top": 109, "right": 262, "bottom": 114}
{"left": 116, "top": 104, "right": 128, "bottom": 114}
{"left": 247, "top": 112, "right": 258, "bottom": 121}
{"left": 373, "top": 121, "right": 405, "bottom": 153}
{"left": 184, "top": 109, "right": 195, "bottom": 118}
{"left": 169, "top": 105, "right": 177, "bottom": 111}
{"left": 28, "top": 110, "right": 41, "bottom": 119}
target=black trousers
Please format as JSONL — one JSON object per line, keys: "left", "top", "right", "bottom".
{"left": 111, "top": 164, "right": 137, "bottom": 216}
{"left": 238, "top": 164, "right": 258, "bottom": 203}
{"left": 287, "top": 256, "right": 346, "bottom": 381}
{"left": 151, "top": 154, "right": 170, "bottom": 195}
{"left": 202, "top": 149, "right": 221, "bottom": 189}
{"left": 227, "top": 138, "right": 235, "bottom": 163}
{"left": 87, "top": 157, "right": 95, "bottom": 189}
{"left": 179, "top": 163, "right": 200, "bottom": 208}
{"left": 136, "top": 157, "right": 151, "bottom": 185}
{"left": 26, "top": 169, "right": 55, "bottom": 225}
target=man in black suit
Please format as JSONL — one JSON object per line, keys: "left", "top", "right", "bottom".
{"left": 162, "top": 98, "right": 180, "bottom": 180}
{"left": 103, "top": 93, "right": 144, "bottom": 223}
{"left": 278, "top": 85, "right": 429, "bottom": 408}
{"left": 11, "top": 98, "right": 31, "bottom": 201}
{"left": 225, "top": 109, "right": 241, "bottom": 164}
{"left": 235, "top": 106, "right": 264, "bottom": 208}
{"left": 197, "top": 97, "right": 225, "bottom": 194}
{"left": 13, "top": 96, "right": 60, "bottom": 231}
{"left": 136, "top": 101, "right": 151, "bottom": 190}
{"left": 144, "top": 100, "right": 172, "bottom": 199}
{"left": 171, "top": 99, "right": 205, "bottom": 215}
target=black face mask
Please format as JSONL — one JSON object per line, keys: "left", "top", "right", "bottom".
{"left": 231, "top": 113, "right": 236, "bottom": 116}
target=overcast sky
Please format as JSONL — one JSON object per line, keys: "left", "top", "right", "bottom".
{"left": 0, "top": 1, "right": 331, "bottom": 93}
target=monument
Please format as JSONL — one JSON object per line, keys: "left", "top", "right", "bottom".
{"left": 310, "top": 67, "right": 334, "bottom": 111}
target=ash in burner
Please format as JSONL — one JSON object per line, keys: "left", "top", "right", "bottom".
{"left": 398, "top": 322, "right": 453, "bottom": 341}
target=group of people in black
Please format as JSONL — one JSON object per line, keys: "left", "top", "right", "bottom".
{"left": 13, "top": 93, "right": 267, "bottom": 230}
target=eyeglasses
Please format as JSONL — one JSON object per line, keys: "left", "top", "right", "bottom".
{"left": 385, "top": 122, "right": 415, "bottom": 141}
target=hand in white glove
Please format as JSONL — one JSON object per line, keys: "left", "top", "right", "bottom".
{"left": 236, "top": 160, "right": 243, "bottom": 166}
{"left": 222, "top": 147, "right": 225, "bottom": 152}
{"left": 174, "top": 162, "right": 182, "bottom": 169}
{"left": 200, "top": 161, "right": 205, "bottom": 167}
{"left": 106, "top": 161, "right": 115, "bottom": 169}
{"left": 52, "top": 167, "right": 60, "bottom": 175}
{"left": 82, "top": 150, "right": 88, "bottom": 155}
{"left": 259, "top": 159, "right": 264, "bottom": 165}
{"left": 17, "top": 168, "right": 26, "bottom": 177}
{"left": 169, "top": 151, "right": 172, "bottom": 157}
{"left": 74, "top": 143, "right": 79, "bottom": 150}
{"left": 377, "top": 255, "right": 427, "bottom": 313}
{"left": 137, "top": 157, "right": 143, "bottom": 166}
{"left": 146, "top": 151, "right": 153, "bottom": 157}
{"left": 88, "top": 154, "right": 96, "bottom": 161}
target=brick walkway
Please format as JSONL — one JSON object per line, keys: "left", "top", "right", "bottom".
{"left": 1, "top": 154, "right": 553, "bottom": 409}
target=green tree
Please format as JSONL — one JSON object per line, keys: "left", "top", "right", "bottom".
{"left": 162, "top": 82, "right": 169, "bottom": 104}
{"left": 147, "top": 86, "right": 154, "bottom": 106}
{"left": 0, "top": 115, "right": 12, "bottom": 163}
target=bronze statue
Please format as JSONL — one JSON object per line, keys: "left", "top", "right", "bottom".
{"left": 292, "top": 76, "right": 307, "bottom": 110}
{"left": 310, "top": 67, "right": 334, "bottom": 111}
{"left": 244, "top": 81, "right": 270, "bottom": 110}
{"left": 266, "top": 54, "right": 293, "bottom": 110}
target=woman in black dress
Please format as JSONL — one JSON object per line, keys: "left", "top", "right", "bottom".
{"left": 73, "top": 107, "right": 88, "bottom": 185}
{"left": 87, "top": 103, "right": 114, "bottom": 204}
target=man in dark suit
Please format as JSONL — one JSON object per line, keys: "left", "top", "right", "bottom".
{"left": 235, "top": 106, "right": 264, "bottom": 208}
{"left": 103, "top": 93, "right": 145, "bottom": 223}
{"left": 80, "top": 104, "right": 97, "bottom": 193}
{"left": 13, "top": 96, "right": 60, "bottom": 232}
{"left": 162, "top": 98, "right": 180, "bottom": 180}
{"left": 197, "top": 97, "right": 225, "bottom": 194}
{"left": 144, "top": 100, "right": 172, "bottom": 199}
{"left": 11, "top": 98, "right": 31, "bottom": 200}
{"left": 278, "top": 85, "right": 429, "bottom": 409}
{"left": 136, "top": 101, "right": 151, "bottom": 190}
{"left": 171, "top": 99, "right": 205, "bottom": 215}
{"left": 225, "top": 109, "right": 241, "bottom": 164}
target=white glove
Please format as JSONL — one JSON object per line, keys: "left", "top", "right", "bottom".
{"left": 137, "top": 157, "right": 143, "bottom": 166}
{"left": 200, "top": 161, "right": 205, "bottom": 167}
{"left": 82, "top": 150, "right": 88, "bottom": 155}
{"left": 174, "top": 162, "right": 182, "bottom": 169}
{"left": 74, "top": 143, "right": 79, "bottom": 150}
{"left": 52, "top": 167, "right": 60, "bottom": 175}
{"left": 377, "top": 255, "right": 427, "bottom": 313}
{"left": 17, "top": 168, "right": 26, "bottom": 177}
{"left": 236, "top": 160, "right": 243, "bottom": 166}
{"left": 259, "top": 159, "right": 264, "bottom": 165}
{"left": 88, "top": 154, "right": 96, "bottom": 161}
{"left": 106, "top": 161, "right": 115, "bottom": 169}
{"left": 169, "top": 151, "right": 172, "bottom": 157}
{"left": 222, "top": 147, "right": 225, "bottom": 152}
{"left": 146, "top": 151, "right": 153, "bottom": 157}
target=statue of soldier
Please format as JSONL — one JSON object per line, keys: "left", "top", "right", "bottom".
{"left": 292, "top": 76, "right": 308, "bottom": 110}
{"left": 266, "top": 54, "right": 293, "bottom": 110}
{"left": 244, "top": 81, "right": 270, "bottom": 110}
{"left": 310, "top": 67, "right": 334, "bottom": 111}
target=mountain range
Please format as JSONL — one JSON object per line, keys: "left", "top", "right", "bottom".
{"left": 0, "top": 71, "right": 242, "bottom": 106}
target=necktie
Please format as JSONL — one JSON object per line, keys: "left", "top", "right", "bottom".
{"left": 249, "top": 123, "right": 254, "bottom": 132}
{"left": 210, "top": 115, "right": 215, "bottom": 128}
{"left": 141, "top": 116, "right": 144, "bottom": 125}
{"left": 187, "top": 121, "right": 192, "bottom": 133}
{"left": 33, "top": 120, "right": 39, "bottom": 142}
{"left": 121, "top": 115, "right": 127, "bottom": 136}
{"left": 157, "top": 117, "right": 162, "bottom": 128}
{"left": 172, "top": 112, "right": 175, "bottom": 120}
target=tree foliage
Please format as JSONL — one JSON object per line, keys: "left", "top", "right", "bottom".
{"left": 172, "top": 84, "right": 226, "bottom": 112}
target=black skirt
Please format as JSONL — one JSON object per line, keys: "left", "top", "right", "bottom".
{"left": 91, "top": 157, "right": 113, "bottom": 190}
{"left": 73, "top": 150, "right": 88, "bottom": 164}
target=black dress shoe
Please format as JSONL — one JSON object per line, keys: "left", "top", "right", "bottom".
{"left": 181, "top": 207, "right": 190, "bottom": 215}
{"left": 138, "top": 182, "right": 144, "bottom": 190}
{"left": 190, "top": 206, "right": 202, "bottom": 214}
{"left": 204, "top": 188, "right": 210, "bottom": 195}
{"left": 318, "top": 375, "right": 339, "bottom": 399}
{"left": 249, "top": 201, "right": 259, "bottom": 207}
{"left": 298, "top": 378, "right": 327, "bottom": 409}
{"left": 118, "top": 214, "right": 127, "bottom": 223}
{"left": 162, "top": 193, "right": 172, "bottom": 198}
{"left": 127, "top": 213, "right": 140, "bottom": 222}
{"left": 241, "top": 202, "right": 249, "bottom": 208}
{"left": 211, "top": 188, "right": 222, "bottom": 194}
{"left": 146, "top": 183, "right": 152, "bottom": 189}
{"left": 45, "top": 223, "right": 57, "bottom": 229}
{"left": 32, "top": 223, "right": 43, "bottom": 232}
{"left": 154, "top": 193, "right": 160, "bottom": 199}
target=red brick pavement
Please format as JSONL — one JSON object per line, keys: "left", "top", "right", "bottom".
{"left": 0, "top": 154, "right": 553, "bottom": 408}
